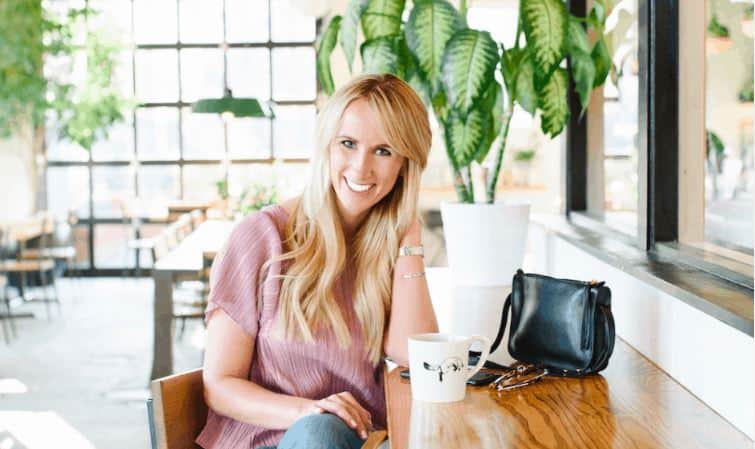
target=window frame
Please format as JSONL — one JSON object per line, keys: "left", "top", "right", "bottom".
{"left": 44, "top": 0, "right": 315, "bottom": 275}
{"left": 566, "top": 0, "right": 752, "bottom": 287}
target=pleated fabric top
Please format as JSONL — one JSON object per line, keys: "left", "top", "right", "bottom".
{"left": 196, "top": 204, "right": 386, "bottom": 449}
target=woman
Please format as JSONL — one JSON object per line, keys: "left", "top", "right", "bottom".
{"left": 197, "top": 73, "right": 438, "bottom": 449}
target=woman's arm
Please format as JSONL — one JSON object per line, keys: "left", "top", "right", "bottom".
{"left": 383, "top": 219, "right": 439, "bottom": 366}
{"left": 203, "top": 310, "right": 373, "bottom": 437}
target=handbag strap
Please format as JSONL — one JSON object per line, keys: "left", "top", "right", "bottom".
{"left": 469, "top": 293, "right": 512, "bottom": 368}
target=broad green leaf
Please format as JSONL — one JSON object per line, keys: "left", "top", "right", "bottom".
{"left": 340, "top": 0, "right": 369, "bottom": 73}
{"left": 317, "top": 16, "right": 342, "bottom": 96}
{"left": 570, "top": 48, "right": 595, "bottom": 115}
{"left": 515, "top": 54, "right": 537, "bottom": 115}
{"left": 431, "top": 89, "right": 449, "bottom": 122}
{"left": 475, "top": 81, "right": 503, "bottom": 164}
{"left": 442, "top": 29, "right": 498, "bottom": 114}
{"left": 405, "top": 0, "right": 462, "bottom": 96}
{"left": 567, "top": 17, "right": 589, "bottom": 54}
{"left": 588, "top": 2, "right": 607, "bottom": 29}
{"left": 360, "top": 36, "right": 399, "bottom": 74}
{"left": 445, "top": 108, "right": 485, "bottom": 167}
{"left": 500, "top": 46, "right": 525, "bottom": 99}
{"left": 537, "top": 68, "right": 570, "bottom": 137}
{"left": 361, "top": 0, "right": 405, "bottom": 41}
{"left": 521, "top": 0, "right": 568, "bottom": 79}
{"left": 591, "top": 37, "right": 611, "bottom": 88}
{"left": 396, "top": 32, "right": 415, "bottom": 79}
{"left": 408, "top": 71, "right": 432, "bottom": 105}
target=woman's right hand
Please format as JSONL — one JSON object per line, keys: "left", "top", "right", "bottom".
{"left": 300, "top": 392, "right": 373, "bottom": 439}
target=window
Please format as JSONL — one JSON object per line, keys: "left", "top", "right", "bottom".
{"left": 703, "top": 0, "right": 753, "bottom": 252}
{"left": 45, "top": 0, "right": 316, "bottom": 273}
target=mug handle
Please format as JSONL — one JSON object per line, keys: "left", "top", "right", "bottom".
{"left": 465, "top": 335, "right": 491, "bottom": 381}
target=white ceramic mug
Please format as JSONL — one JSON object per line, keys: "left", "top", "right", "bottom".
{"left": 407, "top": 333, "right": 491, "bottom": 403}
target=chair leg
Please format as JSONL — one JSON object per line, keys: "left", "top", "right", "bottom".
{"left": 0, "top": 297, "right": 10, "bottom": 344}
{"left": 4, "top": 285, "right": 16, "bottom": 339}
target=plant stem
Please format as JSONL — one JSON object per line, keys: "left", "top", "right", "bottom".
{"left": 443, "top": 127, "right": 473, "bottom": 203}
{"left": 486, "top": 98, "right": 515, "bottom": 203}
{"left": 459, "top": 0, "right": 468, "bottom": 28}
{"left": 465, "top": 165, "right": 474, "bottom": 201}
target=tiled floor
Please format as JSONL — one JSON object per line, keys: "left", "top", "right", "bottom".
{"left": 0, "top": 277, "right": 204, "bottom": 449}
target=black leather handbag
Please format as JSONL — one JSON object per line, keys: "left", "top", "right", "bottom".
{"left": 481, "top": 269, "right": 616, "bottom": 378}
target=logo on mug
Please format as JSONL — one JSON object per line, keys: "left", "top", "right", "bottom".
{"left": 422, "top": 356, "right": 464, "bottom": 382}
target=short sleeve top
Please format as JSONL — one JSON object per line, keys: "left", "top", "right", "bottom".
{"left": 196, "top": 205, "right": 386, "bottom": 449}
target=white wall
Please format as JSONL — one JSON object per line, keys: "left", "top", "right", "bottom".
{"left": 528, "top": 222, "right": 754, "bottom": 439}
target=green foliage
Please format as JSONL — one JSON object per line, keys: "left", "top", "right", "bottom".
{"left": 738, "top": 81, "right": 754, "bottom": 103}
{"left": 707, "top": 15, "right": 730, "bottom": 38}
{"left": 0, "top": 0, "right": 130, "bottom": 150}
{"left": 317, "top": 16, "right": 342, "bottom": 95}
{"left": 318, "top": 0, "right": 611, "bottom": 203}
{"left": 237, "top": 184, "right": 278, "bottom": 217}
{"left": 514, "top": 149, "right": 537, "bottom": 162}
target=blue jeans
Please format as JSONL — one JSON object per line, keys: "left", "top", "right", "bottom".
{"left": 256, "top": 413, "right": 364, "bottom": 449}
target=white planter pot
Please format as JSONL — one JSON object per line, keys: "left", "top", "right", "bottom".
{"left": 439, "top": 201, "right": 530, "bottom": 286}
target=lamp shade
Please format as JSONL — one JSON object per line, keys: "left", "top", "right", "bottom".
{"left": 192, "top": 89, "right": 273, "bottom": 118}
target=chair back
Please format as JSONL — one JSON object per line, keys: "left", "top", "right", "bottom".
{"left": 176, "top": 214, "right": 193, "bottom": 240}
{"left": 152, "top": 233, "right": 170, "bottom": 263}
{"left": 148, "top": 368, "right": 207, "bottom": 449}
{"left": 189, "top": 209, "right": 204, "bottom": 230}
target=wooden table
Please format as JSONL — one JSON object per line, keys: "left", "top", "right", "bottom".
{"left": 384, "top": 338, "right": 751, "bottom": 449}
{"left": 150, "top": 220, "right": 235, "bottom": 380}
{"left": 166, "top": 200, "right": 212, "bottom": 222}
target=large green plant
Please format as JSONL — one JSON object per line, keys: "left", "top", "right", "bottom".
{"left": 317, "top": 0, "right": 613, "bottom": 203}
{"left": 0, "top": 0, "right": 130, "bottom": 150}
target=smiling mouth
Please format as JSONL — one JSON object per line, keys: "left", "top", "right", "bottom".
{"left": 344, "top": 177, "right": 375, "bottom": 193}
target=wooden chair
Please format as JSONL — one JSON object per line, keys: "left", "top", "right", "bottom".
{"left": 148, "top": 369, "right": 387, "bottom": 449}
{"left": 148, "top": 368, "right": 207, "bottom": 449}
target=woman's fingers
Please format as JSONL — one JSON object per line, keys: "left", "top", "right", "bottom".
{"left": 336, "top": 392, "right": 372, "bottom": 427}
{"left": 315, "top": 393, "right": 371, "bottom": 439}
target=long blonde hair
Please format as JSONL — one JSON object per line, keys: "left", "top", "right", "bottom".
{"left": 267, "top": 74, "right": 431, "bottom": 364}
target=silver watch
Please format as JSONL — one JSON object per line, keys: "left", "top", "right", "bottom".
{"left": 398, "top": 245, "right": 424, "bottom": 257}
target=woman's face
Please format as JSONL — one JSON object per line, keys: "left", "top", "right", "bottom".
{"left": 329, "top": 98, "right": 406, "bottom": 231}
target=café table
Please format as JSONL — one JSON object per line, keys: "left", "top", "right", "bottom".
{"left": 150, "top": 219, "right": 235, "bottom": 380}
{"left": 383, "top": 338, "right": 751, "bottom": 449}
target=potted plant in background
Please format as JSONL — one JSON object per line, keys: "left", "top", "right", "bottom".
{"left": 706, "top": 13, "right": 732, "bottom": 54}
{"left": 318, "top": 0, "right": 613, "bottom": 357}
{"left": 512, "top": 148, "right": 537, "bottom": 186}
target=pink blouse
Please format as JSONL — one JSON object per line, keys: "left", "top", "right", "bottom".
{"left": 196, "top": 205, "right": 386, "bottom": 449}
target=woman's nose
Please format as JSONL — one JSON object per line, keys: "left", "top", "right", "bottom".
{"left": 350, "top": 148, "right": 373, "bottom": 174}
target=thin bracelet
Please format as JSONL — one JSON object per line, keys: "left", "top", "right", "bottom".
{"left": 401, "top": 271, "right": 426, "bottom": 279}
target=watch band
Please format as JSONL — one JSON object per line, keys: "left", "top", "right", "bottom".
{"left": 398, "top": 245, "right": 424, "bottom": 257}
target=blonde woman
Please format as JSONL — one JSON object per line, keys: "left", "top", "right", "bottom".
{"left": 197, "top": 74, "right": 439, "bottom": 449}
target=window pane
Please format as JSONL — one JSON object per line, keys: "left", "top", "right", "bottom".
{"left": 134, "top": 0, "right": 177, "bottom": 44}
{"left": 95, "top": 224, "right": 135, "bottom": 268}
{"left": 228, "top": 48, "right": 270, "bottom": 101}
{"left": 228, "top": 117, "right": 271, "bottom": 159}
{"left": 183, "top": 164, "right": 224, "bottom": 202}
{"left": 138, "top": 165, "right": 180, "bottom": 218}
{"left": 135, "top": 49, "right": 179, "bottom": 102}
{"left": 272, "top": 48, "right": 316, "bottom": 101}
{"left": 136, "top": 108, "right": 180, "bottom": 161}
{"left": 704, "top": 0, "right": 754, "bottom": 250}
{"left": 89, "top": 0, "right": 132, "bottom": 43}
{"left": 92, "top": 116, "right": 134, "bottom": 161}
{"left": 226, "top": 0, "right": 268, "bottom": 43}
{"left": 180, "top": 48, "right": 224, "bottom": 103}
{"left": 270, "top": 0, "right": 315, "bottom": 42}
{"left": 275, "top": 162, "right": 309, "bottom": 198}
{"left": 179, "top": 0, "right": 223, "bottom": 43}
{"left": 47, "top": 166, "right": 90, "bottom": 219}
{"left": 182, "top": 108, "right": 225, "bottom": 160}
{"left": 228, "top": 164, "right": 274, "bottom": 198}
{"left": 92, "top": 166, "right": 134, "bottom": 218}
{"left": 45, "top": 114, "right": 89, "bottom": 162}
{"left": 603, "top": 0, "right": 639, "bottom": 235}
{"left": 273, "top": 105, "right": 316, "bottom": 158}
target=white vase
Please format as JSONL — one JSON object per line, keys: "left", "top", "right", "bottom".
{"left": 439, "top": 201, "right": 530, "bottom": 286}
{"left": 438, "top": 201, "right": 530, "bottom": 363}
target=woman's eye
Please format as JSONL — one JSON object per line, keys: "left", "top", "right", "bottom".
{"left": 341, "top": 140, "right": 354, "bottom": 149}
{"left": 376, "top": 148, "right": 392, "bottom": 156}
